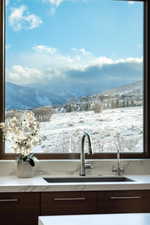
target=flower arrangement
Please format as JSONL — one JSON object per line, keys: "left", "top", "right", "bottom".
{"left": 0, "top": 111, "right": 41, "bottom": 167}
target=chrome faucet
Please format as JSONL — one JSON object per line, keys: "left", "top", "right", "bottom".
{"left": 80, "top": 132, "right": 93, "bottom": 176}
{"left": 112, "top": 147, "right": 124, "bottom": 176}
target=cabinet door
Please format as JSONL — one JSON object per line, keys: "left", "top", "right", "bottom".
{"left": 0, "top": 192, "right": 40, "bottom": 225}
{"left": 97, "top": 190, "right": 150, "bottom": 213}
{"left": 41, "top": 191, "right": 97, "bottom": 215}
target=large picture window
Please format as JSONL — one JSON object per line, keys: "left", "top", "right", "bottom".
{"left": 0, "top": 0, "right": 149, "bottom": 159}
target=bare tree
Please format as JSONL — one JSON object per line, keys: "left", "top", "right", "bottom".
{"left": 32, "top": 107, "right": 54, "bottom": 122}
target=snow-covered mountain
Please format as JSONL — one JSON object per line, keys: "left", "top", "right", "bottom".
{"left": 102, "top": 80, "right": 143, "bottom": 97}
{"left": 6, "top": 82, "right": 84, "bottom": 110}
{"left": 6, "top": 80, "right": 143, "bottom": 110}
{"left": 6, "top": 82, "right": 54, "bottom": 110}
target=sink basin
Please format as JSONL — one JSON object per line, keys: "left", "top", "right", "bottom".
{"left": 43, "top": 176, "right": 134, "bottom": 183}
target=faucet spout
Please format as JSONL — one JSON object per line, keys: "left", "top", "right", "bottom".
{"left": 112, "top": 147, "right": 124, "bottom": 176}
{"left": 80, "top": 132, "right": 93, "bottom": 176}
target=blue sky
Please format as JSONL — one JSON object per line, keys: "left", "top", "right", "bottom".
{"left": 6, "top": 0, "right": 143, "bottom": 88}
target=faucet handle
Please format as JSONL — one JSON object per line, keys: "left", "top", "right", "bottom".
{"left": 85, "top": 161, "right": 93, "bottom": 169}
{"left": 112, "top": 165, "right": 124, "bottom": 176}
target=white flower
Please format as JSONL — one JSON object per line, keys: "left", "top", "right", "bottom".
{"left": 1, "top": 111, "right": 41, "bottom": 156}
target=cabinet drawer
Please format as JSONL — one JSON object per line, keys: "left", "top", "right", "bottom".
{"left": 41, "top": 191, "right": 97, "bottom": 215}
{"left": 97, "top": 190, "right": 150, "bottom": 213}
{"left": 0, "top": 192, "right": 40, "bottom": 225}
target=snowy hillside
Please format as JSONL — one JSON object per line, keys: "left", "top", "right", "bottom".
{"left": 6, "top": 82, "right": 51, "bottom": 110}
{"left": 6, "top": 82, "right": 90, "bottom": 110}
{"left": 6, "top": 80, "right": 142, "bottom": 110}
{"left": 102, "top": 80, "right": 143, "bottom": 97}
{"left": 5, "top": 106, "right": 143, "bottom": 153}
{"left": 6, "top": 82, "right": 63, "bottom": 110}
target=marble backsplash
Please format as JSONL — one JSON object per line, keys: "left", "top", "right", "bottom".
{"left": 0, "top": 159, "right": 150, "bottom": 177}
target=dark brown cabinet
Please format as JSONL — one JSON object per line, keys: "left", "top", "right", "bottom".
{"left": 41, "top": 190, "right": 150, "bottom": 216}
{"left": 41, "top": 191, "right": 97, "bottom": 215}
{"left": 97, "top": 190, "right": 150, "bottom": 214}
{"left": 1, "top": 190, "right": 150, "bottom": 225}
{"left": 0, "top": 192, "right": 40, "bottom": 225}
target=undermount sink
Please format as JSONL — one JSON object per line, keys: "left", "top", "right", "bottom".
{"left": 43, "top": 176, "right": 134, "bottom": 183}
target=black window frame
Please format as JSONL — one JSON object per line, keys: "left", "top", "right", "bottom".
{"left": 0, "top": 0, "right": 149, "bottom": 160}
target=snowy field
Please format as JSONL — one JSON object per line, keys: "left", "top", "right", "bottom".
{"left": 5, "top": 106, "right": 143, "bottom": 154}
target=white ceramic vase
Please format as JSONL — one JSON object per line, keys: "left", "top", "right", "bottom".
{"left": 16, "top": 159, "right": 34, "bottom": 178}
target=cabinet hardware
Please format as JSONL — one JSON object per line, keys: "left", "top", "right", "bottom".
{"left": 54, "top": 197, "right": 86, "bottom": 201}
{"left": 110, "top": 196, "right": 142, "bottom": 200}
{"left": 0, "top": 198, "right": 18, "bottom": 202}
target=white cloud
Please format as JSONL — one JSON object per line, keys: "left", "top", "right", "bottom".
{"left": 7, "top": 65, "right": 42, "bottom": 85}
{"left": 42, "top": 0, "right": 88, "bottom": 15}
{"left": 72, "top": 48, "right": 91, "bottom": 57}
{"left": 128, "top": 1, "right": 135, "bottom": 5}
{"left": 25, "top": 14, "right": 42, "bottom": 29}
{"left": 6, "top": 45, "right": 143, "bottom": 86}
{"left": 33, "top": 45, "right": 57, "bottom": 55}
{"left": 47, "top": 0, "right": 64, "bottom": 7}
{"left": 28, "top": 45, "right": 93, "bottom": 71}
{"left": 26, "top": 46, "right": 142, "bottom": 71}
{"left": 115, "top": 57, "right": 143, "bottom": 64}
{"left": 43, "top": 0, "right": 87, "bottom": 7}
{"left": 9, "top": 5, "right": 43, "bottom": 31}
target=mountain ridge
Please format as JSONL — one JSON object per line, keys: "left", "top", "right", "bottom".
{"left": 6, "top": 80, "right": 143, "bottom": 110}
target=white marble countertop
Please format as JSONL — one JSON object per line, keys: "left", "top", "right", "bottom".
{"left": 38, "top": 213, "right": 150, "bottom": 225}
{"left": 1, "top": 175, "right": 150, "bottom": 192}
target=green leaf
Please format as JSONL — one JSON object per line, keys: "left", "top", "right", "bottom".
{"left": 23, "top": 155, "right": 28, "bottom": 161}
{"left": 28, "top": 158, "right": 35, "bottom": 167}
